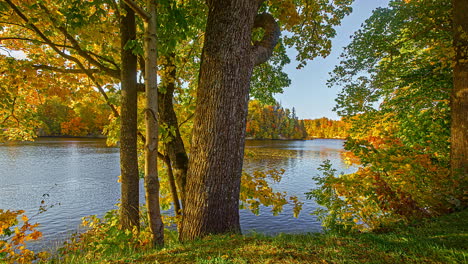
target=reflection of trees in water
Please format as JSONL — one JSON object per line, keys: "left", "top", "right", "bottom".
{"left": 244, "top": 145, "right": 350, "bottom": 173}
{"left": 243, "top": 148, "right": 295, "bottom": 172}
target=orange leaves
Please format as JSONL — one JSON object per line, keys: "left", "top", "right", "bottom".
{"left": 60, "top": 116, "right": 88, "bottom": 136}
{"left": 0, "top": 209, "right": 48, "bottom": 263}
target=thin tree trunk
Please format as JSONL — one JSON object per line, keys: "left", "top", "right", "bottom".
{"left": 180, "top": 0, "right": 279, "bottom": 241}
{"left": 119, "top": 1, "right": 139, "bottom": 230}
{"left": 143, "top": 0, "right": 164, "bottom": 246}
{"left": 451, "top": 0, "right": 468, "bottom": 179}
{"left": 159, "top": 53, "right": 188, "bottom": 206}
{"left": 163, "top": 155, "right": 182, "bottom": 216}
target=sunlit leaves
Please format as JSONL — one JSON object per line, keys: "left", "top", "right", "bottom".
{"left": 61, "top": 209, "right": 156, "bottom": 260}
{"left": 303, "top": 117, "right": 349, "bottom": 139}
{"left": 0, "top": 209, "right": 48, "bottom": 263}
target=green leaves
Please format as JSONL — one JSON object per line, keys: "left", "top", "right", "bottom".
{"left": 269, "top": 0, "right": 354, "bottom": 68}
{"left": 124, "top": 39, "right": 144, "bottom": 56}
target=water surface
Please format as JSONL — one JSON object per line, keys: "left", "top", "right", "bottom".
{"left": 0, "top": 138, "right": 354, "bottom": 251}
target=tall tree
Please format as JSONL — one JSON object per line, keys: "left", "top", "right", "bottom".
{"left": 180, "top": 0, "right": 352, "bottom": 240}
{"left": 451, "top": 0, "right": 468, "bottom": 178}
{"left": 180, "top": 0, "right": 281, "bottom": 240}
{"left": 119, "top": 1, "right": 140, "bottom": 230}
{"left": 142, "top": 0, "right": 164, "bottom": 247}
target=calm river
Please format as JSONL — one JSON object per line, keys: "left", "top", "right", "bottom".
{"left": 0, "top": 138, "right": 354, "bottom": 251}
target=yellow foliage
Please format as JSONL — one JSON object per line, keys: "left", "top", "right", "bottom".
{"left": 0, "top": 209, "right": 49, "bottom": 263}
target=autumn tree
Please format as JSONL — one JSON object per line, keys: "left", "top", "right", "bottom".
{"left": 451, "top": 0, "right": 468, "bottom": 179}
{"left": 119, "top": 1, "right": 140, "bottom": 231}
{"left": 122, "top": 0, "right": 165, "bottom": 246}
{"left": 0, "top": 0, "right": 145, "bottom": 233}
{"left": 180, "top": 0, "right": 352, "bottom": 240}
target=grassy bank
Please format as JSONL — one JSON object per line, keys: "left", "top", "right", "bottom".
{"left": 49, "top": 210, "right": 467, "bottom": 264}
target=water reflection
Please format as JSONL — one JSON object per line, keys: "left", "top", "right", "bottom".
{"left": 241, "top": 139, "right": 355, "bottom": 235}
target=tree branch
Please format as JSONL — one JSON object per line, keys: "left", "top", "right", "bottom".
{"left": 4, "top": 0, "right": 120, "bottom": 118}
{"left": 38, "top": 3, "right": 120, "bottom": 79}
{"left": 33, "top": 64, "right": 100, "bottom": 74}
{"left": 1, "top": 36, "right": 120, "bottom": 72}
{"left": 0, "top": 37, "right": 72, "bottom": 49}
{"left": 4, "top": 0, "right": 82, "bottom": 66}
{"left": 87, "top": 50, "right": 120, "bottom": 72}
{"left": 252, "top": 13, "right": 280, "bottom": 66}
{"left": 122, "top": 0, "right": 150, "bottom": 21}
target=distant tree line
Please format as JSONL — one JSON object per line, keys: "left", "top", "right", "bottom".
{"left": 37, "top": 94, "right": 111, "bottom": 137}
{"left": 302, "top": 117, "right": 349, "bottom": 139}
{"left": 246, "top": 100, "right": 307, "bottom": 140}
{"left": 246, "top": 100, "right": 349, "bottom": 140}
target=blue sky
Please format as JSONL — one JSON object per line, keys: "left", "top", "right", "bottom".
{"left": 275, "top": 0, "right": 390, "bottom": 120}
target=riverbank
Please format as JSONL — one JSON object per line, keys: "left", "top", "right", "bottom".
{"left": 48, "top": 209, "right": 467, "bottom": 264}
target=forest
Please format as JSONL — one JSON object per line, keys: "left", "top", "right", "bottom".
{"left": 0, "top": 0, "right": 467, "bottom": 263}
{"left": 245, "top": 100, "right": 349, "bottom": 140}
{"left": 246, "top": 100, "right": 348, "bottom": 140}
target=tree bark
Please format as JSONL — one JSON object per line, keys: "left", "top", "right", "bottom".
{"left": 180, "top": 0, "right": 279, "bottom": 241}
{"left": 163, "top": 155, "right": 182, "bottom": 217}
{"left": 451, "top": 0, "right": 468, "bottom": 179}
{"left": 143, "top": 0, "right": 164, "bottom": 246}
{"left": 159, "top": 54, "right": 188, "bottom": 207}
{"left": 119, "top": 1, "right": 139, "bottom": 230}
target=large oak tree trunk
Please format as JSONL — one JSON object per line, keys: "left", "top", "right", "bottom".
{"left": 119, "top": 2, "right": 139, "bottom": 229}
{"left": 451, "top": 0, "right": 468, "bottom": 180}
{"left": 180, "top": 0, "right": 279, "bottom": 241}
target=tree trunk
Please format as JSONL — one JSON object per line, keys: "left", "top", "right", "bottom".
{"left": 180, "top": 0, "right": 279, "bottom": 241}
{"left": 163, "top": 155, "right": 182, "bottom": 217}
{"left": 451, "top": 0, "right": 468, "bottom": 180}
{"left": 142, "top": 0, "right": 164, "bottom": 246}
{"left": 119, "top": 2, "right": 139, "bottom": 230}
{"left": 159, "top": 53, "right": 188, "bottom": 207}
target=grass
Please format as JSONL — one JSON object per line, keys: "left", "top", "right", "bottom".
{"left": 48, "top": 209, "right": 467, "bottom": 264}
